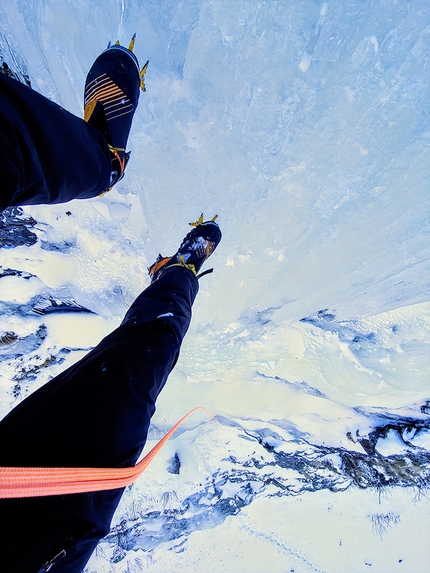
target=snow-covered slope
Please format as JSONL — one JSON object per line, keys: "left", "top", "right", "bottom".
{"left": 0, "top": 1, "right": 429, "bottom": 572}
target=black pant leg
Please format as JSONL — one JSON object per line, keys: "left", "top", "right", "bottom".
{"left": 0, "top": 267, "right": 199, "bottom": 573}
{"left": 0, "top": 74, "right": 112, "bottom": 211}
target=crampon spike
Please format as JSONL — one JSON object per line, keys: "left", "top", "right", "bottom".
{"left": 189, "top": 214, "right": 218, "bottom": 227}
{"left": 128, "top": 33, "right": 136, "bottom": 52}
{"left": 139, "top": 60, "right": 149, "bottom": 92}
{"left": 189, "top": 214, "right": 204, "bottom": 227}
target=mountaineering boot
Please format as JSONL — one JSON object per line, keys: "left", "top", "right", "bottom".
{"left": 84, "top": 36, "right": 148, "bottom": 189}
{"left": 149, "top": 215, "right": 222, "bottom": 282}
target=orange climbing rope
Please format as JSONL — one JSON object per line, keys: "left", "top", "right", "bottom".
{"left": 0, "top": 406, "right": 213, "bottom": 499}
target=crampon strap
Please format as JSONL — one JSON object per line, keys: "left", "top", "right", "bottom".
{"left": 0, "top": 406, "right": 213, "bottom": 498}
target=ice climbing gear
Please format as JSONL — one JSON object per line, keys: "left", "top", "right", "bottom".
{"left": 84, "top": 35, "right": 147, "bottom": 189}
{"left": 149, "top": 214, "right": 222, "bottom": 282}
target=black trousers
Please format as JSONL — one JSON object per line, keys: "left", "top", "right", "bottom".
{"left": 0, "top": 267, "right": 198, "bottom": 573}
{"left": 0, "top": 71, "right": 199, "bottom": 572}
{"left": 0, "top": 73, "right": 112, "bottom": 211}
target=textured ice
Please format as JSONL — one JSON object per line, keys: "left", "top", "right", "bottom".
{"left": 0, "top": 1, "right": 429, "bottom": 572}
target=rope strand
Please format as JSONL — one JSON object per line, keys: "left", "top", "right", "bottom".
{"left": 0, "top": 406, "right": 214, "bottom": 498}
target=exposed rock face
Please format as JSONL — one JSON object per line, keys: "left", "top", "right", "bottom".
{"left": 0, "top": 208, "right": 38, "bottom": 249}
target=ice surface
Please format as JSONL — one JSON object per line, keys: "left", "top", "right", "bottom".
{"left": 0, "top": 1, "right": 429, "bottom": 572}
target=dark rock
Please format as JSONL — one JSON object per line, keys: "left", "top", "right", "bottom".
{"left": 0, "top": 207, "right": 38, "bottom": 248}
{"left": 0, "top": 324, "right": 47, "bottom": 362}
{"left": 0, "top": 54, "right": 31, "bottom": 86}
{"left": 167, "top": 453, "right": 181, "bottom": 474}
{"left": 40, "top": 240, "right": 74, "bottom": 253}
{"left": 421, "top": 401, "right": 430, "bottom": 415}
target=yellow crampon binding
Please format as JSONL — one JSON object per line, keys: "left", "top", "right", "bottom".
{"left": 108, "top": 145, "right": 126, "bottom": 172}
{"left": 178, "top": 255, "right": 197, "bottom": 275}
{"left": 189, "top": 213, "right": 218, "bottom": 227}
{"left": 155, "top": 256, "right": 198, "bottom": 276}
{"left": 97, "top": 145, "right": 128, "bottom": 197}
